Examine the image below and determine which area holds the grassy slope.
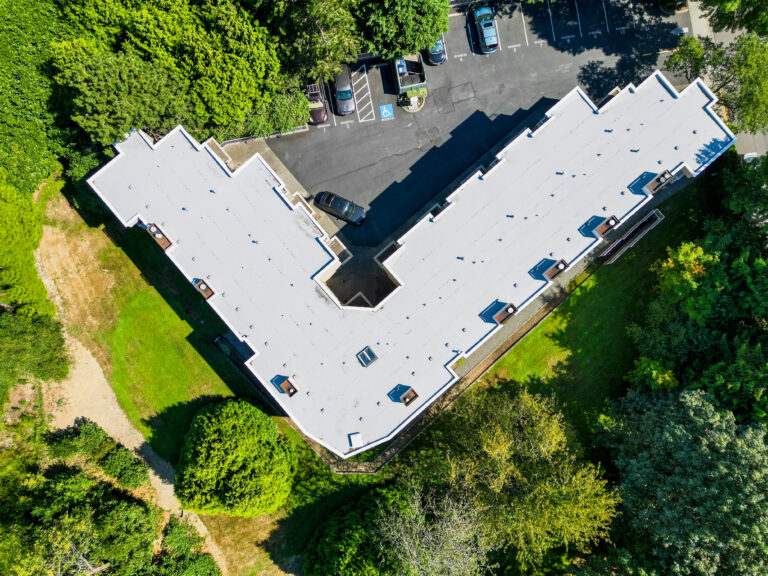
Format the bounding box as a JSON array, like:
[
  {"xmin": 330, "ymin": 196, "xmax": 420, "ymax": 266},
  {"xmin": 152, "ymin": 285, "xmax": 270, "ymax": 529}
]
[{"xmin": 481, "ymin": 182, "xmax": 710, "ymax": 440}]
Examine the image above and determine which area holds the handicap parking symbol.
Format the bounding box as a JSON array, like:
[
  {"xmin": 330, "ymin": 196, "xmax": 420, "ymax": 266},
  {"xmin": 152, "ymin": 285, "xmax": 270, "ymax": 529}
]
[{"xmin": 379, "ymin": 104, "xmax": 394, "ymax": 121}]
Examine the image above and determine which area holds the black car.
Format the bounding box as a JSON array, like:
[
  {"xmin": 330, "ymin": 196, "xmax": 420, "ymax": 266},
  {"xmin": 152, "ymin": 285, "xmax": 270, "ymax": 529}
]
[
  {"xmin": 314, "ymin": 191, "xmax": 366, "ymax": 225},
  {"xmin": 428, "ymin": 36, "xmax": 447, "ymax": 65}
]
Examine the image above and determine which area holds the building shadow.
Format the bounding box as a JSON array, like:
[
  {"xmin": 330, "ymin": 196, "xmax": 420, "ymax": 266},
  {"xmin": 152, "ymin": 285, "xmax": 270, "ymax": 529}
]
[{"xmin": 325, "ymin": 100, "xmax": 557, "ymax": 305}]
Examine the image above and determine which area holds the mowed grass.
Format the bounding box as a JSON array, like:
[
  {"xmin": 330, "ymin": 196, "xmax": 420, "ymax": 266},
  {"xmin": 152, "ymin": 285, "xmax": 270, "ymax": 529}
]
[
  {"xmin": 482, "ymin": 182, "xmax": 712, "ymax": 439},
  {"xmin": 110, "ymin": 288, "xmax": 234, "ymax": 461}
]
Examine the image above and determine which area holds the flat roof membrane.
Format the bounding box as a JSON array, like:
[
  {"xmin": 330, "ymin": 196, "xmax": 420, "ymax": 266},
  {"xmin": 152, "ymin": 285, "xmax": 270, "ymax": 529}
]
[{"xmin": 89, "ymin": 72, "xmax": 735, "ymax": 458}]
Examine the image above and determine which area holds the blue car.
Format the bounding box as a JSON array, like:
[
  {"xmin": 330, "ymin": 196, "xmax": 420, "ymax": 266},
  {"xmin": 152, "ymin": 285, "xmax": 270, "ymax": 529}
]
[{"xmin": 473, "ymin": 7, "xmax": 499, "ymax": 54}]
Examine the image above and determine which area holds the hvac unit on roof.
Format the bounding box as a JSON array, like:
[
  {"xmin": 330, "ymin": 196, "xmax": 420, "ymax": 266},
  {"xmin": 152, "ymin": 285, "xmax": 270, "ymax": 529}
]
[
  {"xmin": 279, "ymin": 378, "xmax": 298, "ymax": 397},
  {"xmin": 493, "ymin": 303, "xmax": 518, "ymax": 324},
  {"xmin": 145, "ymin": 223, "xmax": 171, "ymax": 250},
  {"xmin": 545, "ymin": 259, "xmax": 569, "ymax": 281},
  {"xmin": 400, "ymin": 388, "xmax": 418, "ymax": 406},
  {"xmin": 193, "ymin": 278, "xmax": 215, "ymax": 300},
  {"xmin": 646, "ymin": 170, "xmax": 673, "ymax": 194},
  {"xmin": 595, "ymin": 215, "xmax": 620, "ymax": 238}
]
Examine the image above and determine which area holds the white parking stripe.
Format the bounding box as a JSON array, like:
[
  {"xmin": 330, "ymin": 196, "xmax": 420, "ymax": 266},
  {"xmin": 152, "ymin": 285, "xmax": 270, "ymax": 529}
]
[
  {"xmin": 601, "ymin": 0, "xmax": 610, "ymax": 32},
  {"xmin": 573, "ymin": 0, "xmax": 583, "ymax": 37},
  {"xmin": 353, "ymin": 65, "xmax": 375, "ymax": 123},
  {"xmin": 546, "ymin": 0, "xmax": 557, "ymax": 41},
  {"xmin": 519, "ymin": 2, "xmax": 529, "ymax": 46}
]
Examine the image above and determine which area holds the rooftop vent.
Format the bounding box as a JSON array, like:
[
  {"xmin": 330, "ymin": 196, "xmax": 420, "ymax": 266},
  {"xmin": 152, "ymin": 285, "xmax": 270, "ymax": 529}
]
[
  {"xmin": 400, "ymin": 387, "xmax": 418, "ymax": 406},
  {"xmin": 356, "ymin": 346, "xmax": 378, "ymax": 367},
  {"xmin": 545, "ymin": 259, "xmax": 569, "ymax": 281},
  {"xmin": 595, "ymin": 215, "xmax": 620, "ymax": 238},
  {"xmin": 493, "ymin": 303, "xmax": 518, "ymax": 324},
  {"xmin": 349, "ymin": 432, "xmax": 364, "ymax": 449},
  {"xmin": 146, "ymin": 223, "xmax": 171, "ymax": 250},
  {"xmin": 646, "ymin": 170, "xmax": 673, "ymax": 194},
  {"xmin": 279, "ymin": 378, "xmax": 297, "ymax": 397},
  {"xmin": 193, "ymin": 279, "xmax": 214, "ymax": 300}
]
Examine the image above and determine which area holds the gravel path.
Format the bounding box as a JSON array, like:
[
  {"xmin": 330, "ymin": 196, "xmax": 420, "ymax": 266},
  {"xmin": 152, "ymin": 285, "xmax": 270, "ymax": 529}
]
[{"xmin": 36, "ymin": 228, "xmax": 229, "ymax": 574}]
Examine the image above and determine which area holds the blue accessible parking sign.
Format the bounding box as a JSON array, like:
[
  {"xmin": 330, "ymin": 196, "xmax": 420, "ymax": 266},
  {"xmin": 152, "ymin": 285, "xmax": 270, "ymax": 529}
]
[{"xmin": 379, "ymin": 104, "xmax": 394, "ymax": 120}]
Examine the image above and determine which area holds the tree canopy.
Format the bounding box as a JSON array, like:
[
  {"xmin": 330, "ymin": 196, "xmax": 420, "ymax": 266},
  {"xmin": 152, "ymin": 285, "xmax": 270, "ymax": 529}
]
[
  {"xmin": 406, "ymin": 389, "xmax": 619, "ymax": 567},
  {"xmin": 356, "ymin": 0, "xmax": 450, "ymax": 59},
  {"xmin": 665, "ymin": 34, "xmax": 768, "ymax": 133},
  {"xmin": 174, "ymin": 399, "xmax": 296, "ymax": 517},
  {"xmin": 601, "ymin": 390, "xmax": 768, "ymax": 576},
  {"xmin": 696, "ymin": 0, "xmax": 768, "ymax": 36}
]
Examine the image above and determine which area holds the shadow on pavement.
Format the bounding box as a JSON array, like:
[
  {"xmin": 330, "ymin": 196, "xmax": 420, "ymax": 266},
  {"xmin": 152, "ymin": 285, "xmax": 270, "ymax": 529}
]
[{"xmin": 325, "ymin": 98, "xmax": 558, "ymax": 306}]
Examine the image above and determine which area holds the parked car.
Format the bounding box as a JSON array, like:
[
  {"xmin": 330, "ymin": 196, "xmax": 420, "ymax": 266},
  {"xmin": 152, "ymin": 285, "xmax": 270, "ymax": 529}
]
[
  {"xmin": 306, "ymin": 83, "xmax": 327, "ymax": 125},
  {"xmin": 314, "ymin": 191, "xmax": 366, "ymax": 225},
  {"xmin": 428, "ymin": 36, "xmax": 447, "ymax": 65},
  {"xmin": 333, "ymin": 64, "xmax": 356, "ymax": 116},
  {"xmin": 473, "ymin": 7, "xmax": 499, "ymax": 54}
]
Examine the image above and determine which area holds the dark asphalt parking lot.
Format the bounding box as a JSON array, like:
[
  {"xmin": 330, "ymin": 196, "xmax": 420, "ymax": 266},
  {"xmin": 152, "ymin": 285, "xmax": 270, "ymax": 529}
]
[{"xmin": 267, "ymin": 1, "xmax": 692, "ymax": 251}]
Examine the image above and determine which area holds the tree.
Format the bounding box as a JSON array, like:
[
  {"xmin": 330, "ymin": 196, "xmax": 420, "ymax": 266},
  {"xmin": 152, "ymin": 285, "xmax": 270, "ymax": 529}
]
[
  {"xmin": 303, "ymin": 486, "xmax": 401, "ymax": 576},
  {"xmin": 264, "ymin": 0, "xmax": 360, "ymax": 80},
  {"xmin": 174, "ymin": 400, "xmax": 296, "ymax": 517},
  {"xmin": 356, "ymin": 0, "xmax": 449, "ymax": 59},
  {"xmin": 155, "ymin": 516, "xmax": 222, "ymax": 576},
  {"xmin": 0, "ymin": 172, "xmax": 56, "ymax": 317},
  {"xmin": 0, "ymin": 0, "xmax": 64, "ymax": 195},
  {"xmin": 665, "ymin": 34, "xmax": 768, "ymax": 133},
  {"xmin": 54, "ymin": 49, "xmax": 192, "ymax": 147},
  {"xmin": 1, "ymin": 467, "xmax": 161, "ymax": 576},
  {"xmin": 418, "ymin": 389, "xmax": 618, "ymax": 567},
  {"xmin": 722, "ymin": 153, "xmax": 768, "ymax": 221},
  {"xmin": 602, "ymin": 389, "xmax": 768, "ymax": 575},
  {"xmin": 376, "ymin": 483, "xmax": 493, "ymax": 576},
  {"xmin": 696, "ymin": 0, "xmax": 768, "ymax": 36}
]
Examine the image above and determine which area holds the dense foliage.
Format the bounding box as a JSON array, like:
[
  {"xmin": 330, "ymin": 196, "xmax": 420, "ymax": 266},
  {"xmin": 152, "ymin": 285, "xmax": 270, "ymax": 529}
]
[
  {"xmin": 401, "ymin": 389, "xmax": 618, "ymax": 568},
  {"xmin": 0, "ymin": 0, "xmax": 63, "ymax": 195},
  {"xmin": 0, "ymin": 466, "xmax": 160, "ymax": 576},
  {"xmin": 48, "ymin": 418, "xmax": 150, "ymax": 489},
  {"xmin": 665, "ymin": 34, "xmax": 768, "ymax": 133},
  {"xmin": 628, "ymin": 153, "xmax": 768, "ymax": 421},
  {"xmin": 696, "ymin": 0, "xmax": 768, "ymax": 36},
  {"xmin": 597, "ymin": 390, "xmax": 768, "ymax": 576},
  {"xmin": 356, "ymin": 0, "xmax": 450, "ymax": 59},
  {"xmin": 0, "ymin": 170, "xmax": 67, "ymax": 403},
  {"xmin": 174, "ymin": 399, "xmax": 296, "ymax": 517},
  {"xmin": 154, "ymin": 516, "xmax": 223, "ymax": 576},
  {"xmin": 304, "ymin": 485, "xmax": 399, "ymax": 576}
]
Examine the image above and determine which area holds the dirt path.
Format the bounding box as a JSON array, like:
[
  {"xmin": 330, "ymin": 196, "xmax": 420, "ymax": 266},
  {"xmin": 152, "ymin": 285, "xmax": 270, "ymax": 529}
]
[{"xmin": 35, "ymin": 223, "xmax": 229, "ymax": 574}]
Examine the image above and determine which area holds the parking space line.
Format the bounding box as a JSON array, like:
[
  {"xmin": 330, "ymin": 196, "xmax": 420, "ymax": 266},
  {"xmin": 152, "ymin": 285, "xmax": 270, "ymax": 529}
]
[
  {"xmin": 324, "ymin": 83, "xmax": 337, "ymax": 127},
  {"xmin": 628, "ymin": 0, "xmax": 637, "ymax": 27},
  {"xmin": 519, "ymin": 3, "xmax": 529, "ymax": 46},
  {"xmin": 573, "ymin": 0, "xmax": 583, "ymax": 37},
  {"xmin": 546, "ymin": 0, "xmax": 557, "ymax": 41},
  {"xmin": 352, "ymin": 65, "xmax": 375, "ymax": 123},
  {"xmin": 601, "ymin": 0, "xmax": 610, "ymax": 32},
  {"xmin": 497, "ymin": 21, "xmax": 503, "ymax": 51}
]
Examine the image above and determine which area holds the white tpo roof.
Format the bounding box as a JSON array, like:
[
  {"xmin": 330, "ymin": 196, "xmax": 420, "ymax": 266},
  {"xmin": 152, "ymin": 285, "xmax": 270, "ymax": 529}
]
[{"xmin": 88, "ymin": 71, "xmax": 735, "ymax": 458}]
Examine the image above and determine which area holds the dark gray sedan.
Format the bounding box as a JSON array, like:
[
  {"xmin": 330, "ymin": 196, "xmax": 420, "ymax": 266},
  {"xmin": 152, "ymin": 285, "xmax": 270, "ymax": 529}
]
[{"xmin": 314, "ymin": 191, "xmax": 366, "ymax": 225}]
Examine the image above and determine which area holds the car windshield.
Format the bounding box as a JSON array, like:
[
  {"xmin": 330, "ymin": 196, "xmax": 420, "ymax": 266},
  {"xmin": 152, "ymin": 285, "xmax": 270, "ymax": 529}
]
[
  {"xmin": 329, "ymin": 196, "xmax": 354, "ymax": 216},
  {"xmin": 430, "ymin": 39, "xmax": 443, "ymax": 54},
  {"xmin": 337, "ymin": 89, "xmax": 353, "ymax": 100},
  {"xmin": 309, "ymin": 99, "xmax": 324, "ymax": 108}
]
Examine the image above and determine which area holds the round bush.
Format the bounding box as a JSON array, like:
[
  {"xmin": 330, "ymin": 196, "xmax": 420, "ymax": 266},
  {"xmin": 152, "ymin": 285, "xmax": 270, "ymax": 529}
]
[{"xmin": 174, "ymin": 400, "xmax": 296, "ymax": 517}]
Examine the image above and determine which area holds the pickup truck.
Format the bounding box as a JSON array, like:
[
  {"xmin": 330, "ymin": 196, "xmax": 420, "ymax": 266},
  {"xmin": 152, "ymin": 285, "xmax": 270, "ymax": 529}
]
[{"xmin": 392, "ymin": 53, "xmax": 427, "ymax": 97}]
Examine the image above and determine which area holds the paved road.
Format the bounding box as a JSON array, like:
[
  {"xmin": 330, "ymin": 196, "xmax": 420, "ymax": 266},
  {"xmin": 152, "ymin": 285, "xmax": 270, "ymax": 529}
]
[{"xmin": 269, "ymin": 0, "xmax": 691, "ymax": 249}]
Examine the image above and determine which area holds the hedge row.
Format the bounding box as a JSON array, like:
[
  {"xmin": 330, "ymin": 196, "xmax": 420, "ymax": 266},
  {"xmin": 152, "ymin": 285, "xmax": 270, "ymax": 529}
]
[{"xmin": 48, "ymin": 418, "xmax": 150, "ymax": 489}]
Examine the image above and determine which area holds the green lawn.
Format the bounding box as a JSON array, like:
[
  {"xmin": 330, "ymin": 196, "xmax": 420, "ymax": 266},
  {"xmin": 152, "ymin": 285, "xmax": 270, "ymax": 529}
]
[{"xmin": 481, "ymin": 183, "xmax": 710, "ymax": 439}]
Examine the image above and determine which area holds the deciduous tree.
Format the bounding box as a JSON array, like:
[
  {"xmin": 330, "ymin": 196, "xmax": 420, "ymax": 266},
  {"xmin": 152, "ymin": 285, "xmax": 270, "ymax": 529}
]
[
  {"xmin": 356, "ymin": 0, "xmax": 450, "ymax": 59},
  {"xmin": 665, "ymin": 34, "xmax": 768, "ymax": 133}
]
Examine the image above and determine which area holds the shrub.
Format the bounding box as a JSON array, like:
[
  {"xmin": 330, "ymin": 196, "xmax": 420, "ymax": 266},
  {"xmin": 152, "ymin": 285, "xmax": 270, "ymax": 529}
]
[
  {"xmin": 100, "ymin": 445, "xmax": 150, "ymax": 489},
  {"xmin": 155, "ymin": 516, "xmax": 223, "ymax": 576},
  {"xmin": 174, "ymin": 399, "xmax": 296, "ymax": 517},
  {"xmin": 47, "ymin": 418, "xmax": 150, "ymax": 488}
]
